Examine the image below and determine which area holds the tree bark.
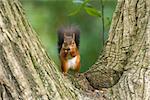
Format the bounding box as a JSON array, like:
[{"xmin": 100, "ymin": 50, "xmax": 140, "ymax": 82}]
[
  {"xmin": 0, "ymin": 0, "xmax": 150, "ymax": 100},
  {"xmin": 85, "ymin": 0, "xmax": 150, "ymax": 99},
  {"xmin": 0, "ymin": 0, "xmax": 82, "ymax": 99}
]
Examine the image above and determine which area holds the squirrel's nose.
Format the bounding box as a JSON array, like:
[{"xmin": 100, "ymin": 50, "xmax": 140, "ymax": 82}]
[{"xmin": 67, "ymin": 48, "xmax": 70, "ymax": 51}]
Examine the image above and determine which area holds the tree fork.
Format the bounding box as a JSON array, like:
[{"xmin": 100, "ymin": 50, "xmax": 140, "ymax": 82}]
[{"xmin": 0, "ymin": 0, "xmax": 150, "ymax": 100}]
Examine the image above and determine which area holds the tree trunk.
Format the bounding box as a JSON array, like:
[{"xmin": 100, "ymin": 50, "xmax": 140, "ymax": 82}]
[
  {"xmin": 0, "ymin": 0, "xmax": 81, "ymax": 99},
  {"xmin": 0, "ymin": 0, "xmax": 150, "ymax": 100},
  {"xmin": 85, "ymin": 0, "xmax": 150, "ymax": 99}
]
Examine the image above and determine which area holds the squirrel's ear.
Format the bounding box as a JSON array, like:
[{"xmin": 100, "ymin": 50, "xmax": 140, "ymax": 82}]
[{"xmin": 72, "ymin": 33, "xmax": 75, "ymax": 40}]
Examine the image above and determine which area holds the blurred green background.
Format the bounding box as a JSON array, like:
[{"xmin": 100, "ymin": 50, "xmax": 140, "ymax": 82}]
[{"xmin": 21, "ymin": 0, "xmax": 116, "ymax": 72}]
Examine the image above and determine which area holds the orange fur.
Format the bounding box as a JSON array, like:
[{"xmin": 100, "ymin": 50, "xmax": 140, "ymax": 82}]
[{"xmin": 59, "ymin": 39, "xmax": 80, "ymax": 75}]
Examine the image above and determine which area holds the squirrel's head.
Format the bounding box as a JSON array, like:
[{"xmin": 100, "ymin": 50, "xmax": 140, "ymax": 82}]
[
  {"xmin": 57, "ymin": 25, "xmax": 80, "ymax": 54},
  {"xmin": 62, "ymin": 33, "xmax": 77, "ymax": 54}
]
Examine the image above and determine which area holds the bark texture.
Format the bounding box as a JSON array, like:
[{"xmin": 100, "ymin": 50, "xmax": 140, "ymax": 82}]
[
  {"xmin": 0, "ymin": 0, "xmax": 83, "ymax": 99},
  {"xmin": 0, "ymin": 0, "xmax": 150, "ymax": 100},
  {"xmin": 85, "ymin": 0, "xmax": 150, "ymax": 99}
]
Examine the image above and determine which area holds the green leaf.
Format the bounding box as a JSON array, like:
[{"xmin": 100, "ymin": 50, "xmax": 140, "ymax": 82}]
[
  {"xmin": 84, "ymin": 7, "xmax": 101, "ymax": 17},
  {"xmin": 68, "ymin": 0, "xmax": 90, "ymax": 16},
  {"xmin": 68, "ymin": 7, "xmax": 81, "ymax": 16}
]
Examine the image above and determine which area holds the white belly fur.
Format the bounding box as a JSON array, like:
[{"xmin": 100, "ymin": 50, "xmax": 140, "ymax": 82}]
[{"xmin": 68, "ymin": 56, "xmax": 77, "ymax": 69}]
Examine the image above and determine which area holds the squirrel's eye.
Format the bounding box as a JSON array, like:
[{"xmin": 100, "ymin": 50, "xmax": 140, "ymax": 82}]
[{"xmin": 72, "ymin": 42, "xmax": 75, "ymax": 45}]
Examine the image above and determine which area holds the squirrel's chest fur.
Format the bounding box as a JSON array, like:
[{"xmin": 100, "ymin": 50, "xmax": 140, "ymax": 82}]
[{"xmin": 67, "ymin": 56, "xmax": 77, "ymax": 69}]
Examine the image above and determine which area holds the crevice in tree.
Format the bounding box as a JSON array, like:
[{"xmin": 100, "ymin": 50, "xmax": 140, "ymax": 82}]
[
  {"xmin": 0, "ymin": 84, "xmax": 3, "ymax": 100},
  {"xmin": 3, "ymin": 84, "xmax": 13, "ymax": 100}
]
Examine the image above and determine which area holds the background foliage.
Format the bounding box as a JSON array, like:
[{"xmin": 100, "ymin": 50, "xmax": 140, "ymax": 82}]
[{"xmin": 21, "ymin": 0, "xmax": 116, "ymax": 72}]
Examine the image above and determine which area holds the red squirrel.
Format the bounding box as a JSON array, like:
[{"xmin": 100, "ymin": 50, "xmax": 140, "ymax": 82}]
[{"xmin": 57, "ymin": 26, "xmax": 80, "ymax": 75}]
